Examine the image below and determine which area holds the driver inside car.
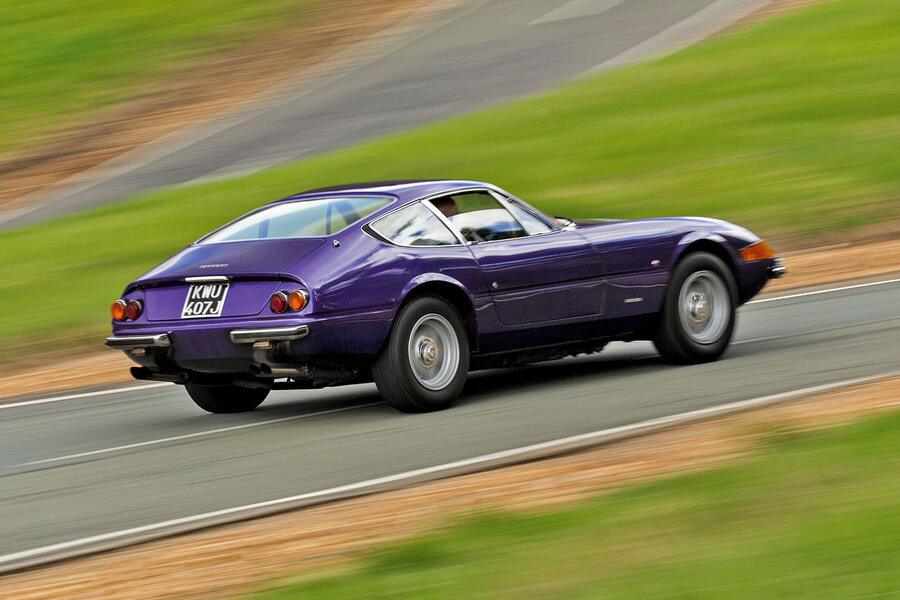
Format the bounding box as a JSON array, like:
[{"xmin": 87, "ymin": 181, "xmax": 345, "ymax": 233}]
[{"xmin": 431, "ymin": 196, "xmax": 459, "ymax": 218}]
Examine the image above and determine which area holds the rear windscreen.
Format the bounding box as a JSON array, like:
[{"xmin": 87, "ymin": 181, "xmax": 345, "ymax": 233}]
[{"xmin": 198, "ymin": 196, "xmax": 392, "ymax": 244}]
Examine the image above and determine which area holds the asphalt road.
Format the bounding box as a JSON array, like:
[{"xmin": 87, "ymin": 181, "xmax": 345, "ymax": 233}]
[
  {"xmin": 0, "ymin": 280, "xmax": 898, "ymax": 564},
  {"xmin": 2, "ymin": 0, "xmax": 769, "ymax": 229}
]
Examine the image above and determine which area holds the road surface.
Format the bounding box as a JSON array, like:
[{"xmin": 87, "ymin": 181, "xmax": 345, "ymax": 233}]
[{"xmin": 0, "ymin": 279, "xmax": 897, "ymax": 567}]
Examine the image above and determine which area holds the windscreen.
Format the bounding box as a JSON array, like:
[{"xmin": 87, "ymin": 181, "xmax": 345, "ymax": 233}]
[{"xmin": 198, "ymin": 196, "xmax": 391, "ymax": 244}]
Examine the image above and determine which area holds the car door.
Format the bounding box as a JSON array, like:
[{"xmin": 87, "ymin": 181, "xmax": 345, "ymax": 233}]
[{"xmin": 428, "ymin": 190, "xmax": 603, "ymax": 325}]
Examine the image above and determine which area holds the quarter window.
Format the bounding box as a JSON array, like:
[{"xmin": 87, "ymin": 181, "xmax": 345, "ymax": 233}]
[
  {"xmin": 429, "ymin": 191, "xmax": 526, "ymax": 243},
  {"xmin": 506, "ymin": 200, "xmax": 556, "ymax": 235},
  {"xmin": 370, "ymin": 202, "xmax": 459, "ymax": 246}
]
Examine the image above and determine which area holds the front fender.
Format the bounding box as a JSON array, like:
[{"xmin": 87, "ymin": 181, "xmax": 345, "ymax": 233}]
[
  {"xmin": 670, "ymin": 230, "xmax": 771, "ymax": 305},
  {"xmin": 671, "ymin": 231, "xmax": 734, "ymax": 266}
]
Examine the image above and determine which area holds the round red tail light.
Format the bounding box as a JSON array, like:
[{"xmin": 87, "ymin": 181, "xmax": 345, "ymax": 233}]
[
  {"xmin": 288, "ymin": 289, "xmax": 309, "ymax": 311},
  {"xmin": 125, "ymin": 299, "xmax": 143, "ymax": 321},
  {"xmin": 111, "ymin": 300, "xmax": 127, "ymax": 321},
  {"xmin": 270, "ymin": 292, "xmax": 288, "ymax": 313}
]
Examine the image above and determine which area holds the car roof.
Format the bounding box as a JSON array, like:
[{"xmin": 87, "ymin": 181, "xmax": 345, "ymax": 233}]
[{"xmin": 272, "ymin": 179, "xmax": 498, "ymax": 204}]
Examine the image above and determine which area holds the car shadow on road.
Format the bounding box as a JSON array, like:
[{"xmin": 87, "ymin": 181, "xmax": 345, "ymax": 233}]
[
  {"xmin": 171, "ymin": 339, "xmax": 761, "ymax": 422},
  {"xmin": 238, "ymin": 345, "xmax": 677, "ymax": 416},
  {"xmin": 457, "ymin": 346, "xmax": 669, "ymax": 407}
]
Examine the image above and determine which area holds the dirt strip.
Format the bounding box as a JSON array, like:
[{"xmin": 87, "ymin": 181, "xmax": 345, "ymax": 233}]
[
  {"xmin": 738, "ymin": 0, "xmax": 833, "ymax": 25},
  {"xmin": 2, "ymin": 376, "xmax": 897, "ymax": 600},
  {"xmin": 1, "ymin": 237, "xmax": 897, "ymax": 402},
  {"xmin": 0, "ymin": 0, "xmax": 446, "ymax": 210},
  {"xmin": 764, "ymin": 237, "xmax": 900, "ymax": 293}
]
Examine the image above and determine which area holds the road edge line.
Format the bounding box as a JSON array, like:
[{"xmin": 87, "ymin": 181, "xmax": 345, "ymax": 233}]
[
  {"xmin": 748, "ymin": 277, "xmax": 900, "ymax": 304},
  {"xmin": 0, "ymin": 383, "xmax": 170, "ymax": 410},
  {"xmin": 581, "ymin": 0, "xmax": 774, "ymax": 76}
]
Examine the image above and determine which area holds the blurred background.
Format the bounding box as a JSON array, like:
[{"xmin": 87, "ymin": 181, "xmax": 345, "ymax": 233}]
[
  {"xmin": 0, "ymin": 0, "xmax": 898, "ymax": 598},
  {"xmin": 0, "ymin": 0, "xmax": 897, "ymax": 360}
]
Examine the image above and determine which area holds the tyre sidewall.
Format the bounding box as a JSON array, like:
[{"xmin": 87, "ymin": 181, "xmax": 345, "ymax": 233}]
[
  {"xmin": 659, "ymin": 252, "xmax": 737, "ymax": 362},
  {"xmin": 379, "ymin": 296, "xmax": 470, "ymax": 411}
]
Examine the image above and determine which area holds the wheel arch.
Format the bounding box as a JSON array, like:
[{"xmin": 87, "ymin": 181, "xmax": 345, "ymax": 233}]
[
  {"xmin": 654, "ymin": 233, "xmax": 741, "ymax": 364},
  {"xmin": 671, "ymin": 233, "xmax": 739, "ymax": 285},
  {"xmin": 397, "ymin": 275, "xmax": 478, "ymax": 352}
]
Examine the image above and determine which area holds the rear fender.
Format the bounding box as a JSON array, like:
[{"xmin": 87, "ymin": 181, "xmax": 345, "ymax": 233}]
[
  {"xmin": 398, "ymin": 274, "xmax": 479, "ymax": 351},
  {"xmin": 399, "ymin": 274, "xmax": 475, "ymax": 307}
]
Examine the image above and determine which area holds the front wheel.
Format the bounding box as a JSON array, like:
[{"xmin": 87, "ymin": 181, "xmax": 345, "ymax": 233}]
[
  {"xmin": 653, "ymin": 252, "xmax": 737, "ymax": 364},
  {"xmin": 372, "ymin": 296, "xmax": 469, "ymax": 412},
  {"xmin": 185, "ymin": 383, "xmax": 269, "ymax": 414}
]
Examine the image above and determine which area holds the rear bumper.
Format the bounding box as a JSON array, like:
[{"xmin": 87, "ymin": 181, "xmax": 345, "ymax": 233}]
[
  {"xmin": 229, "ymin": 325, "xmax": 309, "ymax": 344},
  {"xmin": 106, "ymin": 325, "xmax": 310, "ymax": 349},
  {"xmin": 108, "ymin": 309, "xmax": 393, "ymax": 374}
]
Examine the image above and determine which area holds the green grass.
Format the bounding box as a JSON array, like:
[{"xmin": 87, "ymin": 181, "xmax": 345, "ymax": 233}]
[
  {"xmin": 245, "ymin": 410, "xmax": 900, "ymax": 599},
  {"xmin": 1, "ymin": 0, "xmax": 898, "ymax": 358},
  {"xmin": 0, "ymin": 0, "xmax": 319, "ymax": 153}
]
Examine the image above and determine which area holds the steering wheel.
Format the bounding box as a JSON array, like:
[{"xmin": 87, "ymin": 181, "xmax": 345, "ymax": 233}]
[{"xmin": 460, "ymin": 227, "xmax": 485, "ymax": 243}]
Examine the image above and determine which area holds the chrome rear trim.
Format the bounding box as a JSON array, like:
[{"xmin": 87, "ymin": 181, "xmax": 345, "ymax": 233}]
[
  {"xmin": 184, "ymin": 275, "xmax": 231, "ymax": 283},
  {"xmin": 230, "ymin": 325, "xmax": 309, "ymax": 344},
  {"xmin": 106, "ymin": 333, "xmax": 171, "ymax": 349}
]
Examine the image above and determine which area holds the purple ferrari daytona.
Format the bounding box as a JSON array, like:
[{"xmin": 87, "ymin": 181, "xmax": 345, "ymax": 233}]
[{"xmin": 107, "ymin": 180, "xmax": 785, "ymax": 413}]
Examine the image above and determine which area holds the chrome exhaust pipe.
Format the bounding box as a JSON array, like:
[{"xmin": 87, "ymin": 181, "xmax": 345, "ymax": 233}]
[{"xmin": 254, "ymin": 363, "xmax": 310, "ymax": 378}]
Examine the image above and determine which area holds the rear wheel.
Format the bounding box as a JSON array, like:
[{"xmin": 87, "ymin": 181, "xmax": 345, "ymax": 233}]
[
  {"xmin": 372, "ymin": 296, "xmax": 469, "ymax": 412},
  {"xmin": 185, "ymin": 383, "xmax": 269, "ymax": 413},
  {"xmin": 653, "ymin": 252, "xmax": 737, "ymax": 364}
]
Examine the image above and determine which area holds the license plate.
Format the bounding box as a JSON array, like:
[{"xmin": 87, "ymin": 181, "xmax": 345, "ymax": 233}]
[{"xmin": 181, "ymin": 283, "xmax": 230, "ymax": 319}]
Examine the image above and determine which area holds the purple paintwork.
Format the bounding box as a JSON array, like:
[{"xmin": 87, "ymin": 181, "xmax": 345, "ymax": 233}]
[{"xmin": 108, "ymin": 180, "xmax": 779, "ymax": 387}]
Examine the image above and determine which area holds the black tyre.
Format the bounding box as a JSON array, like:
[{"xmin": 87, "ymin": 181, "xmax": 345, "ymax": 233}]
[
  {"xmin": 185, "ymin": 383, "xmax": 269, "ymax": 414},
  {"xmin": 653, "ymin": 251, "xmax": 737, "ymax": 364},
  {"xmin": 372, "ymin": 296, "xmax": 470, "ymax": 412}
]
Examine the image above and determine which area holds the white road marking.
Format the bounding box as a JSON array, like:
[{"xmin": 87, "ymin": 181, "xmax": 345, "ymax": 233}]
[
  {"xmin": 582, "ymin": 0, "xmax": 773, "ymax": 76},
  {"xmin": 1, "ymin": 370, "xmax": 896, "ymax": 569},
  {"xmin": 531, "ymin": 0, "xmax": 627, "ymax": 25},
  {"xmin": 0, "ymin": 383, "xmax": 170, "ymax": 411},
  {"xmin": 18, "ymin": 402, "xmax": 382, "ymax": 467},
  {"xmin": 749, "ymin": 277, "xmax": 900, "ymax": 304}
]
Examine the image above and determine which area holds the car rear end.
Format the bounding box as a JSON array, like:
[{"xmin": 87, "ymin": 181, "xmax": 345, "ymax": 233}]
[{"xmin": 106, "ymin": 237, "xmax": 391, "ymax": 389}]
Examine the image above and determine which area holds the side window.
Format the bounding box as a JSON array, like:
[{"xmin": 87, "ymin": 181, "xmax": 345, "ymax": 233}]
[
  {"xmin": 506, "ymin": 200, "xmax": 555, "ymax": 235},
  {"xmin": 370, "ymin": 202, "xmax": 459, "ymax": 246},
  {"xmin": 429, "ymin": 191, "xmax": 526, "ymax": 243}
]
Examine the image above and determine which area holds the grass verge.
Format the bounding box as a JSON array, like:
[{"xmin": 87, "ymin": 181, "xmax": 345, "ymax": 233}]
[
  {"xmin": 1, "ymin": 0, "xmax": 321, "ymax": 154},
  {"xmin": 0, "ymin": 0, "xmax": 897, "ymax": 358},
  {"xmin": 245, "ymin": 408, "xmax": 900, "ymax": 599}
]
